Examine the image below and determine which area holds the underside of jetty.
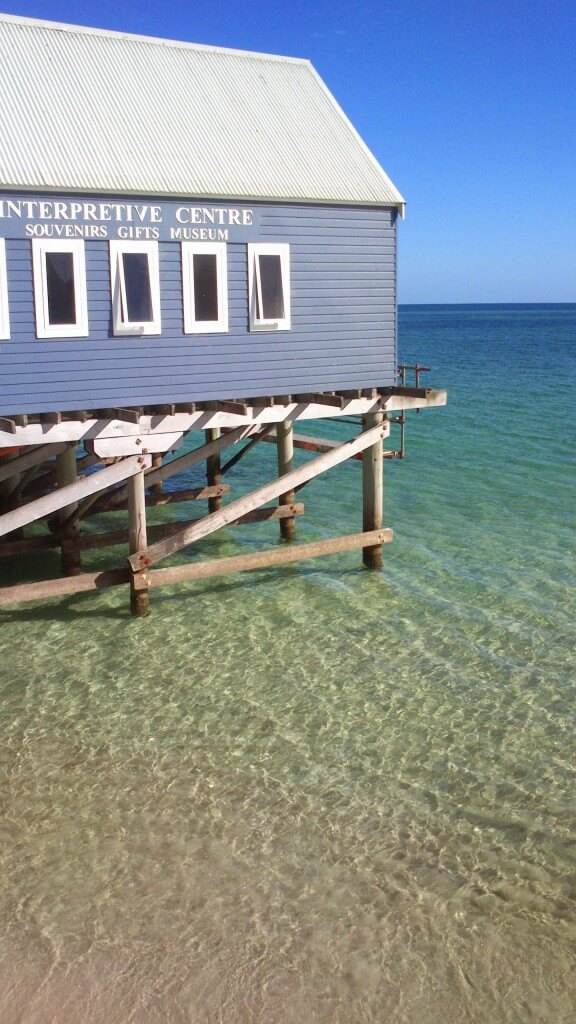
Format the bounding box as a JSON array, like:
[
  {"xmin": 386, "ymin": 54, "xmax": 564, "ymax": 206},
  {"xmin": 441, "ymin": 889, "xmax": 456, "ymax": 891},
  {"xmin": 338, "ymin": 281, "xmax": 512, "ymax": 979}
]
[{"xmin": 0, "ymin": 381, "xmax": 446, "ymax": 615}]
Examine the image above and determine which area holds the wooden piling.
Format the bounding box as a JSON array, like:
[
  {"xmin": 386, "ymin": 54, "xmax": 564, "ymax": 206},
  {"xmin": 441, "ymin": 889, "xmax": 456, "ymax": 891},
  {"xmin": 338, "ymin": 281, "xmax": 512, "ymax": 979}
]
[
  {"xmin": 362, "ymin": 412, "xmax": 384, "ymax": 569},
  {"xmin": 150, "ymin": 453, "xmax": 163, "ymax": 496},
  {"xmin": 128, "ymin": 469, "xmax": 149, "ymax": 616},
  {"xmin": 56, "ymin": 445, "xmax": 81, "ymax": 575},
  {"xmin": 276, "ymin": 420, "xmax": 296, "ymax": 541},
  {"xmin": 205, "ymin": 428, "xmax": 222, "ymax": 513}
]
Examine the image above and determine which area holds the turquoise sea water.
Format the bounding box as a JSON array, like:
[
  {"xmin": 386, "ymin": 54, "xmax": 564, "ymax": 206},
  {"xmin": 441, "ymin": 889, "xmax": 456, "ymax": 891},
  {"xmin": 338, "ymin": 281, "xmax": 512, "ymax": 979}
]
[{"xmin": 0, "ymin": 304, "xmax": 575, "ymax": 1023}]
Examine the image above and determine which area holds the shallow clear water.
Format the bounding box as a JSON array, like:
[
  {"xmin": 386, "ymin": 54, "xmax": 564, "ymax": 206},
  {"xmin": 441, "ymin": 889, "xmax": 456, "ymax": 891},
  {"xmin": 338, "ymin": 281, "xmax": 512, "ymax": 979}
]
[{"xmin": 1, "ymin": 304, "xmax": 575, "ymax": 1023}]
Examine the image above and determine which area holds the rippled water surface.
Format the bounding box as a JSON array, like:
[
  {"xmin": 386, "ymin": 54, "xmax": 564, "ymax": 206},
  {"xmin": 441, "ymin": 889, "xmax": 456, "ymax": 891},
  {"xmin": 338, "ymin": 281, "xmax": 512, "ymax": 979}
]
[{"xmin": 1, "ymin": 305, "xmax": 575, "ymax": 1023}]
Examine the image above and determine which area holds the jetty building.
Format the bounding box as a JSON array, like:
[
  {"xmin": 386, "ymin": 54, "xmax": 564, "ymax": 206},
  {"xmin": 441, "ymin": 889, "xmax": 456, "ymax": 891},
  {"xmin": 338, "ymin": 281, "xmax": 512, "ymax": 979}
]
[{"xmin": 0, "ymin": 14, "xmax": 446, "ymax": 614}]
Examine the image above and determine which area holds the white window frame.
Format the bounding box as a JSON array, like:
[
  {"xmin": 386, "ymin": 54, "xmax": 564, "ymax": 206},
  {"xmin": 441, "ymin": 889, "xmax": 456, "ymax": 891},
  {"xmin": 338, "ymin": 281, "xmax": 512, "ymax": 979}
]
[
  {"xmin": 0, "ymin": 239, "xmax": 9, "ymax": 341},
  {"xmin": 32, "ymin": 238, "xmax": 88, "ymax": 339},
  {"xmin": 110, "ymin": 240, "xmax": 161, "ymax": 336},
  {"xmin": 181, "ymin": 242, "xmax": 228, "ymax": 334},
  {"xmin": 248, "ymin": 243, "xmax": 291, "ymax": 332}
]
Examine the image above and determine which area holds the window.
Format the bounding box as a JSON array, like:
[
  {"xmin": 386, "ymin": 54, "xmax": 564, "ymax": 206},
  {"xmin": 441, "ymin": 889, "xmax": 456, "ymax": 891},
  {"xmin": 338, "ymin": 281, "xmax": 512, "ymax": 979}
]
[
  {"xmin": 248, "ymin": 243, "xmax": 290, "ymax": 331},
  {"xmin": 110, "ymin": 240, "xmax": 161, "ymax": 336},
  {"xmin": 32, "ymin": 239, "xmax": 88, "ymax": 338},
  {"xmin": 182, "ymin": 243, "xmax": 228, "ymax": 333},
  {"xmin": 0, "ymin": 239, "xmax": 9, "ymax": 340}
]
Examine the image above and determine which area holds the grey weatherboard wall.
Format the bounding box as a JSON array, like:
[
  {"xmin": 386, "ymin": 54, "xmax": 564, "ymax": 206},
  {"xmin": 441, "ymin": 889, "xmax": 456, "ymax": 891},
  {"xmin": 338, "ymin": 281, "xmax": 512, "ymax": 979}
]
[{"xmin": 0, "ymin": 195, "xmax": 398, "ymax": 415}]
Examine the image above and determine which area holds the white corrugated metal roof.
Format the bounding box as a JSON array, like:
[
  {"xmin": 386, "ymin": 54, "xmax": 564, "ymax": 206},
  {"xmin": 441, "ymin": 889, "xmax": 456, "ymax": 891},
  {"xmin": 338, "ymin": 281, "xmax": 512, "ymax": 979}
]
[{"xmin": 0, "ymin": 14, "xmax": 405, "ymax": 210}]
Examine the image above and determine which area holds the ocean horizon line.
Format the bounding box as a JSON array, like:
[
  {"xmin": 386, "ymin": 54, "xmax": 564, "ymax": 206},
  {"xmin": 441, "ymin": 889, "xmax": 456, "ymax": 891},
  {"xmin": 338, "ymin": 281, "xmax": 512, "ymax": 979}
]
[{"xmin": 399, "ymin": 300, "xmax": 575, "ymax": 308}]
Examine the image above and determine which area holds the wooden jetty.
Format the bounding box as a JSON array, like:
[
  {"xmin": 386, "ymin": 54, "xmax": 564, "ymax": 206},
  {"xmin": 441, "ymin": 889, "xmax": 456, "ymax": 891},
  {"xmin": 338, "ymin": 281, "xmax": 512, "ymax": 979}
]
[{"xmin": 0, "ymin": 16, "xmax": 446, "ymax": 614}]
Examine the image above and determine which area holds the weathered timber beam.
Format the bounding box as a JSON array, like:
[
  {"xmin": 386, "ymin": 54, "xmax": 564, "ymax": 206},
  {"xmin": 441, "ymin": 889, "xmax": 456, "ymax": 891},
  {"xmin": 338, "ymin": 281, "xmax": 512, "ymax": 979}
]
[
  {"xmin": 152, "ymin": 404, "xmax": 176, "ymax": 416},
  {"xmin": 83, "ymin": 484, "xmax": 230, "ymax": 518},
  {"xmin": 86, "ymin": 433, "xmax": 184, "ymax": 457},
  {"xmin": 294, "ymin": 393, "xmax": 346, "ymax": 408},
  {"xmin": 260, "ymin": 430, "xmax": 397, "ymax": 461},
  {"xmin": 336, "ymin": 390, "xmax": 363, "ymax": 400},
  {"xmin": 113, "ymin": 408, "xmax": 142, "ymax": 424},
  {"xmin": 0, "ymin": 534, "xmax": 61, "ymax": 556},
  {"xmin": 53, "ymin": 479, "xmax": 229, "ymax": 533},
  {"xmin": 0, "ymin": 392, "xmax": 448, "ymax": 448},
  {"xmin": 380, "ymin": 386, "xmax": 430, "ymax": 399},
  {"xmin": 247, "ymin": 396, "xmax": 275, "ymax": 407},
  {"xmin": 129, "ymin": 420, "xmax": 388, "ymax": 571},
  {"xmin": 0, "ymin": 502, "xmax": 303, "ymax": 558},
  {"xmin": 362, "ymin": 412, "xmax": 384, "ymax": 569},
  {"xmin": 82, "ymin": 503, "xmax": 303, "ymax": 549},
  {"xmin": 0, "ymin": 528, "xmax": 391, "ymax": 608},
  {"xmin": 55, "ymin": 445, "xmax": 82, "ymax": 575},
  {"xmin": 0, "ymin": 454, "xmax": 151, "ymax": 537},
  {"xmin": 380, "ymin": 389, "xmax": 447, "ymax": 411},
  {"xmin": 0, "ymin": 443, "xmax": 72, "ymax": 485},
  {"xmin": 40, "ymin": 412, "xmax": 62, "ymax": 425},
  {"xmin": 0, "ymin": 418, "xmax": 17, "ymax": 434},
  {"xmin": 276, "ymin": 420, "xmax": 296, "ymax": 541},
  {"xmin": 217, "ymin": 400, "xmax": 250, "ymax": 416},
  {"xmin": 128, "ymin": 467, "xmax": 149, "ymax": 616},
  {"xmin": 0, "ymin": 568, "xmax": 130, "ymax": 606},
  {"xmin": 147, "ymin": 529, "xmax": 392, "ymax": 587},
  {"xmin": 87, "ymin": 503, "xmax": 303, "ymax": 549}
]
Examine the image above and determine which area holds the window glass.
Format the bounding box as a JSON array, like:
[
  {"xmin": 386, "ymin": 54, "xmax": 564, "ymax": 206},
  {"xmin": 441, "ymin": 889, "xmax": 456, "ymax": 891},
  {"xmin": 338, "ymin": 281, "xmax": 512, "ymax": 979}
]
[
  {"xmin": 46, "ymin": 251, "xmax": 76, "ymax": 325},
  {"xmin": 32, "ymin": 239, "xmax": 88, "ymax": 339},
  {"xmin": 182, "ymin": 243, "xmax": 227, "ymax": 334},
  {"xmin": 122, "ymin": 252, "xmax": 153, "ymax": 322},
  {"xmin": 258, "ymin": 254, "xmax": 285, "ymax": 320},
  {"xmin": 248, "ymin": 244, "xmax": 290, "ymax": 331},
  {"xmin": 193, "ymin": 253, "xmax": 219, "ymax": 321},
  {"xmin": 110, "ymin": 241, "xmax": 161, "ymax": 336}
]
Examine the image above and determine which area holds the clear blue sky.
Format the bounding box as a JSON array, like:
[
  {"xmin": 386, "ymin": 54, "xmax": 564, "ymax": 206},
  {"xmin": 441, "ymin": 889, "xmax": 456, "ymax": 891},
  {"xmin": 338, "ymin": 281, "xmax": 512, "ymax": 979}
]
[{"xmin": 3, "ymin": 0, "xmax": 575, "ymax": 302}]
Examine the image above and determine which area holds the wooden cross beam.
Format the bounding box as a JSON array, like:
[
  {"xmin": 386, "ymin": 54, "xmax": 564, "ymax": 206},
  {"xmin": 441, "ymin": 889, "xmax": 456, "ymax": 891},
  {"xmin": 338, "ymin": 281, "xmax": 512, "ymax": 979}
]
[
  {"xmin": 259, "ymin": 430, "xmax": 397, "ymax": 461},
  {"xmin": 247, "ymin": 396, "xmax": 275, "ymax": 407},
  {"xmin": 82, "ymin": 484, "xmax": 230, "ymax": 519},
  {"xmin": 0, "ymin": 529, "xmax": 391, "ymax": 608},
  {"xmin": 380, "ymin": 386, "xmax": 431, "ymax": 400},
  {"xmin": 129, "ymin": 420, "xmax": 387, "ymax": 572},
  {"xmin": 217, "ymin": 400, "xmax": 250, "ymax": 416},
  {"xmin": 0, "ymin": 454, "xmax": 152, "ymax": 537},
  {"xmin": 113, "ymin": 408, "xmax": 142, "ymax": 424},
  {"xmin": 0, "ymin": 501, "xmax": 302, "ymax": 558},
  {"xmin": 294, "ymin": 393, "xmax": 346, "ymax": 408}
]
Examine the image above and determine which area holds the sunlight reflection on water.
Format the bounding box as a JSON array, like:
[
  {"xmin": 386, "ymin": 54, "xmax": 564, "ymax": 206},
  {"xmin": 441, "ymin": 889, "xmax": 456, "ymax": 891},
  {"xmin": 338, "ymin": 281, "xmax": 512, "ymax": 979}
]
[{"xmin": 0, "ymin": 306, "xmax": 575, "ymax": 1023}]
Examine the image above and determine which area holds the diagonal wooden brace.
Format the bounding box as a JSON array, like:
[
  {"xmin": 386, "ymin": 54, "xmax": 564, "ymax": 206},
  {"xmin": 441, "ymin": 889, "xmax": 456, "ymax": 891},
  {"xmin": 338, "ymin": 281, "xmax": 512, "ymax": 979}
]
[{"xmin": 0, "ymin": 454, "xmax": 152, "ymax": 537}]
